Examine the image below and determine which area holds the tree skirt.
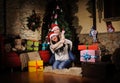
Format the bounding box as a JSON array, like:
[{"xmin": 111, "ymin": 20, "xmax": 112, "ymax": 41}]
[{"xmin": 43, "ymin": 66, "xmax": 82, "ymax": 76}]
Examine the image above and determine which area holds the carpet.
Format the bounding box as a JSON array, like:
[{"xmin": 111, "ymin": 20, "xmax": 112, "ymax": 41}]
[{"xmin": 43, "ymin": 66, "xmax": 82, "ymax": 76}]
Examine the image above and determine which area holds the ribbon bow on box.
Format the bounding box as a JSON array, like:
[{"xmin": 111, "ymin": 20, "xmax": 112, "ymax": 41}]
[{"xmin": 81, "ymin": 51, "xmax": 97, "ymax": 62}]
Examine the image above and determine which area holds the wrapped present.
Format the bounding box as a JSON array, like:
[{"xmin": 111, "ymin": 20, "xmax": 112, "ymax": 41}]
[
  {"xmin": 39, "ymin": 50, "xmax": 50, "ymax": 63},
  {"xmin": 80, "ymin": 50, "xmax": 100, "ymax": 62},
  {"xmin": 33, "ymin": 47, "xmax": 39, "ymax": 51},
  {"xmin": 88, "ymin": 44, "xmax": 99, "ymax": 50},
  {"xmin": 26, "ymin": 40, "xmax": 39, "ymax": 51},
  {"xmin": 26, "ymin": 46, "xmax": 33, "ymax": 51},
  {"xmin": 78, "ymin": 45, "xmax": 88, "ymax": 50},
  {"xmin": 78, "ymin": 44, "xmax": 99, "ymax": 50},
  {"xmin": 27, "ymin": 40, "xmax": 34, "ymax": 46},
  {"xmin": 34, "ymin": 41, "xmax": 39, "ymax": 47},
  {"xmin": 42, "ymin": 42, "xmax": 49, "ymax": 50},
  {"xmin": 26, "ymin": 46, "xmax": 39, "ymax": 51},
  {"xmin": 28, "ymin": 60, "xmax": 43, "ymax": 72}
]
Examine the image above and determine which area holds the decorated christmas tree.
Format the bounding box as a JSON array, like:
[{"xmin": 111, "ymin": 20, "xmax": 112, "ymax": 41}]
[
  {"xmin": 51, "ymin": 4, "xmax": 72, "ymax": 39},
  {"xmin": 42, "ymin": 0, "xmax": 72, "ymax": 42}
]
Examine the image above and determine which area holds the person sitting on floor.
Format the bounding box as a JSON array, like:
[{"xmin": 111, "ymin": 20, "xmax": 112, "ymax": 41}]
[{"xmin": 48, "ymin": 31, "xmax": 73, "ymax": 69}]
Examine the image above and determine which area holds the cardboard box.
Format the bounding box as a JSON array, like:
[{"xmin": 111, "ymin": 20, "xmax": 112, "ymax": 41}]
[
  {"xmin": 28, "ymin": 60, "xmax": 43, "ymax": 72},
  {"xmin": 80, "ymin": 50, "xmax": 100, "ymax": 62},
  {"xmin": 27, "ymin": 51, "xmax": 41, "ymax": 61}
]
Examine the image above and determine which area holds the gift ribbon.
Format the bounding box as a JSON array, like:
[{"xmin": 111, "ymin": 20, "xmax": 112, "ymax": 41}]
[{"xmin": 81, "ymin": 50, "xmax": 97, "ymax": 62}]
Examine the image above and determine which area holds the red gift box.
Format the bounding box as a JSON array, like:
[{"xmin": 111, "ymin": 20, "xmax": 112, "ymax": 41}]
[
  {"xmin": 78, "ymin": 44, "xmax": 99, "ymax": 50},
  {"xmin": 39, "ymin": 50, "xmax": 50, "ymax": 63}
]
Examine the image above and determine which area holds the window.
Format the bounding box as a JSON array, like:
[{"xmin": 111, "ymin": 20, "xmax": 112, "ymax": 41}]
[{"xmin": 104, "ymin": 0, "xmax": 120, "ymax": 21}]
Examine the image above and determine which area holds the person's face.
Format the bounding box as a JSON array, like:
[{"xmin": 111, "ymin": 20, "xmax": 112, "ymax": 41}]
[
  {"xmin": 51, "ymin": 35, "xmax": 58, "ymax": 42},
  {"xmin": 54, "ymin": 27, "xmax": 60, "ymax": 34}
]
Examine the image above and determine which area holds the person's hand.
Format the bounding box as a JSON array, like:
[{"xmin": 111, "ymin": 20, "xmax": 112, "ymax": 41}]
[{"xmin": 62, "ymin": 30, "xmax": 65, "ymax": 34}]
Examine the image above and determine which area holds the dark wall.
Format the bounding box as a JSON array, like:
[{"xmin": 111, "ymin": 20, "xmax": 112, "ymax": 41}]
[
  {"xmin": 104, "ymin": 0, "xmax": 120, "ymax": 19},
  {"xmin": 0, "ymin": 0, "xmax": 4, "ymax": 34}
]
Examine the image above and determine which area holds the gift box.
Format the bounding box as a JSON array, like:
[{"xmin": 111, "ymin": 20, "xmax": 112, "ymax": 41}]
[
  {"xmin": 80, "ymin": 50, "xmax": 100, "ymax": 62},
  {"xmin": 26, "ymin": 46, "xmax": 39, "ymax": 51},
  {"xmin": 39, "ymin": 51, "xmax": 50, "ymax": 63},
  {"xmin": 26, "ymin": 46, "xmax": 33, "ymax": 51},
  {"xmin": 88, "ymin": 44, "xmax": 98, "ymax": 50},
  {"xmin": 27, "ymin": 40, "xmax": 34, "ymax": 46},
  {"xmin": 26, "ymin": 40, "xmax": 39, "ymax": 51},
  {"xmin": 34, "ymin": 41, "xmax": 39, "ymax": 47},
  {"xmin": 33, "ymin": 47, "xmax": 39, "ymax": 51},
  {"xmin": 78, "ymin": 44, "xmax": 99, "ymax": 50},
  {"xmin": 28, "ymin": 60, "xmax": 43, "ymax": 72}
]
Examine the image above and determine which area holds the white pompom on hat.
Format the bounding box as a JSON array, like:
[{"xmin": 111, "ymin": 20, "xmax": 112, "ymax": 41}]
[{"xmin": 51, "ymin": 23, "xmax": 59, "ymax": 31}]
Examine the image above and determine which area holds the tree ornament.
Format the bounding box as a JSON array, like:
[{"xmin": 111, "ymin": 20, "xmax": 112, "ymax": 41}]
[{"xmin": 56, "ymin": 5, "xmax": 60, "ymax": 9}]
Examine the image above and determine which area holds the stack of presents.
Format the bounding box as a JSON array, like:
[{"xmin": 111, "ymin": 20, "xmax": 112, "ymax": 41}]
[
  {"xmin": 26, "ymin": 40, "xmax": 40, "ymax": 51},
  {"xmin": 21, "ymin": 40, "xmax": 50, "ymax": 72},
  {"xmin": 25, "ymin": 51, "xmax": 43, "ymax": 72},
  {"xmin": 19, "ymin": 27, "xmax": 45, "ymax": 72},
  {"xmin": 78, "ymin": 44, "xmax": 101, "ymax": 63},
  {"xmin": 78, "ymin": 44, "xmax": 111, "ymax": 79},
  {"xmin": 1, "ymin": 38, "xmax": 50, "ymax": 72}
]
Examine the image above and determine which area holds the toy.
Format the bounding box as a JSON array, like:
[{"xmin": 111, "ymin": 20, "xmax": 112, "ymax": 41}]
[
  {"xmin": 89, "ymin": 27, "xmax": 98, "ymax": 43},
  {"xmin": 12, "ymin": 36, "xmax": 26, "ymax": 52}
]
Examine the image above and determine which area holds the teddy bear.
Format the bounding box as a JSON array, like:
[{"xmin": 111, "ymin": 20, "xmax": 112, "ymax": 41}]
[{"xmin": 12, "ymin": 36, "xmax": 26, "ymax": 52}]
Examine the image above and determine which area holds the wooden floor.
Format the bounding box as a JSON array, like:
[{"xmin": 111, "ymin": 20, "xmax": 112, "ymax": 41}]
[
  {"xmin": 0, "ymin": 62, "xmax": 119, "ymax": 83},
  {"xmin": 0, "ymin": 71, "xmax": 119, "ymax": 83}
]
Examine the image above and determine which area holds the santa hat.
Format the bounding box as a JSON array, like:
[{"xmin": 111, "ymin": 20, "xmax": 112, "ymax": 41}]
[
  {"xmin": 51, "ymin": 23, "xmax": 59, "ymax": 31},
  {"xmin": 47, "ymin": 31, "xmax": 58, "ymax": 41}
]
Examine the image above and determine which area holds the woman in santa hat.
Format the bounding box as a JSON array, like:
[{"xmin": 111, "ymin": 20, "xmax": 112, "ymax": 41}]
[{"xmin": 48, "ymin": 31, "xmax": 72, "ymax": 69}]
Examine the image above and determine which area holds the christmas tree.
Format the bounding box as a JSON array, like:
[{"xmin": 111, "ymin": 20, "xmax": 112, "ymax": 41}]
[
  {"xmin": 52, "ymin": 4, "xmax": 72, "ymax": 39},
  {"xmin": 42, "ymin": 0, "xmax": 72, "ymax": 42},
  {"xmin": 27, "ymin": 10, "xmax": 41, "ymax": 31}
]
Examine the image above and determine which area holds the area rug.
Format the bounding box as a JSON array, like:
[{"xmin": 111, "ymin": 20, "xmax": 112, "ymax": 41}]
[{"xmin": 43, "ymin": 66, "xmax": 82, "ymax": 76}]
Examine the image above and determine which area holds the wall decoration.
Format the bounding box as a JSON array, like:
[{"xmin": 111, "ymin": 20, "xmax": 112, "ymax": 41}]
[
  {"xmin": 27, "ymin": 10, "xmax": 42, "ymax": 31},
  {"xmin": 106, "ymin": 21, "xmax": 115, "ymax": 33}
]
